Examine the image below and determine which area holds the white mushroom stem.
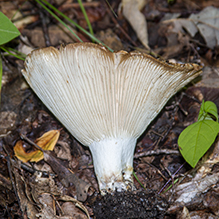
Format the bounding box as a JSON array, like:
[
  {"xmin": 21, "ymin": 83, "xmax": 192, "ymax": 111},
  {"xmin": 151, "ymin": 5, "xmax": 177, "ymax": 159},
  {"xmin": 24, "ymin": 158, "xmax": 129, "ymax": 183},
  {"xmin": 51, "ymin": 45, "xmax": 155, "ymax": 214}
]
[
  {"xmin": 22, "ymin": 43, "xmax": 202, "ymax": 194},
  {"xmin": 89, "ymin": 137, "xmax": 137, "ymax": 192}
]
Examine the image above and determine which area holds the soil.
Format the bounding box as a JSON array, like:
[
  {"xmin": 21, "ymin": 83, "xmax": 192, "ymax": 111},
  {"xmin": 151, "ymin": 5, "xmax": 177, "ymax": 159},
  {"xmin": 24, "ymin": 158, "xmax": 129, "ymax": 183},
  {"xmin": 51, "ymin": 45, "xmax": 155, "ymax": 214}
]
[{"xmin": 91, "ymin": 190, "xmax": 169, "ymax": 219}]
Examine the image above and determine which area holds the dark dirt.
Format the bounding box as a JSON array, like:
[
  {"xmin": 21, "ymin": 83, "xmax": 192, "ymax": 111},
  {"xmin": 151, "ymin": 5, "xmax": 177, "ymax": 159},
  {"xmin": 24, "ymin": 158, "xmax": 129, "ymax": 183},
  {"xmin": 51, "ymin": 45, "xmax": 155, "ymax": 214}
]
[{"xmin": 91, "ymin": 190, "xmax": 169, "ymax": 219}]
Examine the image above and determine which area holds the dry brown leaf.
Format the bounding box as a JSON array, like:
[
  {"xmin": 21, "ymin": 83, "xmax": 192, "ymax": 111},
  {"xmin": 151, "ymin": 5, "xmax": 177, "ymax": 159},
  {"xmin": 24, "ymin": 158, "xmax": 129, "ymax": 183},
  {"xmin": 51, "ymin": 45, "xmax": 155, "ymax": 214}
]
[
  {"xmin": 36, "ymin": 194, "xmax": 89, "ymax": 218},
  {"xmin": 13, "ymin": 167, "xmax": 38, "ymax": 219},
  {"xmin": 36, "ymin": 193, "xmax": 57, "ymax": 219},
  {"xmin": 42, "ymin": 151, "xmax": 91, "ymax": 201},
  {"xmin": 122, "ymin": 0, "xmax": 149, "ymax": 49},
  {"xmin": 178, "ymin": 206, "xmax": 191, "ymax": 219},
  {"xmin": 60, "ymin": 195, "xmax": 90, "ymax": 219},
  {"xmin": 61, "ymin": 202, "xmax": 87, "ymax": 219},
  {"xmin": 54, "ymin": 141, "xmax": 72, "ymax": 161},
  {"xmin": 14, "ymin": 130, "xmax": 60, "ymax": 162},
  {"xmin": 162, "ymin": 6, "xmax": 219, "ymax": 49}
]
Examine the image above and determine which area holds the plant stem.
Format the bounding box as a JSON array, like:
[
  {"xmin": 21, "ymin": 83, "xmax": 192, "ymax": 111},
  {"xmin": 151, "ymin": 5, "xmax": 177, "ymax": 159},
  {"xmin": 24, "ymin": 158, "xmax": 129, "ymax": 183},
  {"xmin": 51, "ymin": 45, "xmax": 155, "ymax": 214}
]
[
  {"xmin": 77, "ymin": 0, "xmax": 94, "ymax": 41},
  {"xmin": 37, "ymin": 0, "xmax": 114, "ymax": 52},
  {"xmin": 35, "ymin": 0, "xmax": 83, "ymax": 42},
  {"xmin": 0, "ymin": 46, "xmax": 25, "ymax": 60}
]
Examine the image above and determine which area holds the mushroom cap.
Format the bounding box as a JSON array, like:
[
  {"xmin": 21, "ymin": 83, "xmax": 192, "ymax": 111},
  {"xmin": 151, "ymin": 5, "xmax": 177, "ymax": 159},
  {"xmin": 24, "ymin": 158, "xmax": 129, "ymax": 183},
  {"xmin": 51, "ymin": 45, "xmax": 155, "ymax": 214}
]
[{"xmin": 22, "ymin": 43, "xmax": 202, "ymax": 146}]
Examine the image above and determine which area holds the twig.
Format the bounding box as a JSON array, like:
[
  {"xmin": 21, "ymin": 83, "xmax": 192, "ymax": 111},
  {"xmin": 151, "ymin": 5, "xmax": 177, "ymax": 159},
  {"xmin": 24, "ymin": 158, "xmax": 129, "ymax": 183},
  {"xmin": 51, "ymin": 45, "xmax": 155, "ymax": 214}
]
[
  {"xmin": 3, "ymin": 146, "xmax": 23, "ymax": 217},
  {"xmin": 134, "ymin": 149, "xmax": 180, "ymax": 159},
  {"xmin": 39, "ymin": 11, "xmax": 51, "ymax": 46},
  {"xmin": 158, "ymin": 162, "xmax": 185, "ymax": 194},
  {"xmin": 60, "ymin": 2, "xmax": 100, "ymax": 9},
  {"xmin": 20, "ymin": 134, "xmax": 44, "ymax": 152},
  {"xmin": 105, "ymin": 2, "xmax": 138, "ymax": 47}
]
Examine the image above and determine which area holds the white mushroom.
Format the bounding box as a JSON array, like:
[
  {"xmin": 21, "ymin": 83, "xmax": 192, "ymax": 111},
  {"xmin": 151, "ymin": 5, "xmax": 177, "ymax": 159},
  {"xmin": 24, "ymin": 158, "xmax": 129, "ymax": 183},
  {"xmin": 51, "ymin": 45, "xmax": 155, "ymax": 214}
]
[{"xmin": 22, "ymin": 43, "xmax": 202, "ymax": 193}]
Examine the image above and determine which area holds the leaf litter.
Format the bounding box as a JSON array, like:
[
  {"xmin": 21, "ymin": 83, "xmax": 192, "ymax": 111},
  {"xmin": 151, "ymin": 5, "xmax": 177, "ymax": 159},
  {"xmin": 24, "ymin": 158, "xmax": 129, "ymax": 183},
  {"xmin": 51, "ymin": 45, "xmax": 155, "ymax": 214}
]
[
  {"xmin": 1, "ymin": 0, "xmax": 219, "ymax": 218},
  {"xmin": 14, "ymin": 130, "xmax": 60, "ymax": 162},
  {"xmin": 162, "ymin": 6, "xmax": 219, "ymax": 49}
]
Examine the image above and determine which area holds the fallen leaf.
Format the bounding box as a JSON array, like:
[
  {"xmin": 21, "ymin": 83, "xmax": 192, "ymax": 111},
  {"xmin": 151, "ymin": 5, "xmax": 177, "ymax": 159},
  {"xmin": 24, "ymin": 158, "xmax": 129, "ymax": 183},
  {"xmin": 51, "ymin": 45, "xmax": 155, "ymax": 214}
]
[
  {"xmin": 54, "ymin": 141, "xmax": 72, "ymax": 161},
  {"xmin": 36, "ymin": 193, "xmax": 56, "ymax": 218},
  {"xmin": 60, "ymin": 195, "xmax": 90, "ymax": 218},
  {"xmin": 43, "ymin": 152, "xmax": 91, "ymax": 202},
  {"xmin": 15, "ymin": 129, "xmax": 90, "ymax": 201},
  {"xmin": 189, "ymin": 6, "xmax": 219, "ymax": 49},
  {"xmin": 14, "ymin": 140, "xmax": 37, "ymax": 163},
  {"xmin": 61, "ymin": 202, "xmax": 88, "ymax": 219},
  {"xmin": 37, "ymin": 193, "xmax": 89, "ymax": 218},
  {"xmin": 13, "ymin": 168, "xmax": 39, "ymax": 218},
  {"xmin": 14, "ymin": 130, "xmax": 60, "ymax": 162},
  {"xmin": 35, "ymin": 130, "xmax": 60, "ymax": 151},
  {"xmin": 122, "ymin": 0, "xmax": 149, "ymax": 49},
  {"xmin": 162, "ymin": 6, "xmax": 219, "ymax": 49},
  {"xmin": 178, "ymin": 206, "xmax": 191, "ymax": 219}
]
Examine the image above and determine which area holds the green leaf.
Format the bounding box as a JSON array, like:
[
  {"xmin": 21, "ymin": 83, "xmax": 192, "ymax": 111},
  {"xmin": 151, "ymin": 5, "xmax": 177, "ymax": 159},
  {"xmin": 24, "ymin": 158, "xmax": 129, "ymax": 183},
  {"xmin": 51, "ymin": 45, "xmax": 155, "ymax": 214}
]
[
  {"xmin": 204, "ymin": 101, "xmax": 218, "ymax": 122},
  {"xmin": 0, "ymin": 12, "xmax": 20, "ymax": 45},
  {"xmin": 198, "ymin": 100, "xmax": 218, "ymax": 122},
  {"xmin": 178, "ymin": 120, "xmax": 219, "ymax": 168}
]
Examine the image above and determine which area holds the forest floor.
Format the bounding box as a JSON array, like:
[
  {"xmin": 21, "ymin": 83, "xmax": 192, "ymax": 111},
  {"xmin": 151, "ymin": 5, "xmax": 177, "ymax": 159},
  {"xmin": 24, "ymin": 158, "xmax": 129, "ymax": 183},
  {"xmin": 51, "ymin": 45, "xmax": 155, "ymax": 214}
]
[{"xmin": 1, "ymin": 0, "xmax": 219, "ymax": 218}]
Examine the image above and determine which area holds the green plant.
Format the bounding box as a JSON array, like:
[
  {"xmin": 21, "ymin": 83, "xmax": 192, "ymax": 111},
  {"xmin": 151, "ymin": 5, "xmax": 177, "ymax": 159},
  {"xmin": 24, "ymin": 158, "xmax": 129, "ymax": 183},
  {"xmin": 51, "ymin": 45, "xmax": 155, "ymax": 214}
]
[
  {"xmin": 0, "ymin": 12, "xmax": 27, "ymax": 61},
  {"xmin": 77, "ymin": 0, "xmax": 94, "ymax": 39},
  {"xmin": 0, "ymin": 12, "xmax": 22, "ymax": 98},
  {"xmin": 178, "ymin": 100, "xmax": 219, "ymax": 168},
  {"xmin": 36, "ymin": 0, "xmax": 113, "ymax": 52},
  {"xmin": 133, "ymin": 171, "xmax": 146, "ymax": 190},
  {"xmin": 0, "ymin": 12, "xmax": 20, "ymax": 45}
]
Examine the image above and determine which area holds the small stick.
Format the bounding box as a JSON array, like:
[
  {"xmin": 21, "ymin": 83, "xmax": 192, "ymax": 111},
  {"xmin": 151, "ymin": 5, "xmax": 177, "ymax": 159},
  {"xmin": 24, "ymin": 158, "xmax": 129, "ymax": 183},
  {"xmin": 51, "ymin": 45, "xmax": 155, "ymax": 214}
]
[
  {"xmin": 134, "ymin": 149, "xmax": 180, "ymax": 159},
  {"xmin": 39, "ymin": 11, "xmax": 51, "ymax": 47},
  {"xmin": 158, "ymin": 162, "xmax": 185, "ymax": 194},
  {"xmin": 105, "ymin": 2, "xmax": 138, "ymax": 47},
  {"xmin": 3, "ymin": 145, "xmax": 22, "ymax": 216},
  {"xmin": 20, "ymin": 134, "xmax": 44, "ymax": 152}
]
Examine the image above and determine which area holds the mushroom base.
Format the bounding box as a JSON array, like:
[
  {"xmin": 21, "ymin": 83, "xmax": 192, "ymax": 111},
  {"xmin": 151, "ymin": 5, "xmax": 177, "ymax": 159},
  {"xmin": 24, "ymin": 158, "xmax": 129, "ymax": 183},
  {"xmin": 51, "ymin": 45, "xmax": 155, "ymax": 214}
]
[{"xmin": 89, "ymin": 137, "xmax": 137, "ymax": 194}]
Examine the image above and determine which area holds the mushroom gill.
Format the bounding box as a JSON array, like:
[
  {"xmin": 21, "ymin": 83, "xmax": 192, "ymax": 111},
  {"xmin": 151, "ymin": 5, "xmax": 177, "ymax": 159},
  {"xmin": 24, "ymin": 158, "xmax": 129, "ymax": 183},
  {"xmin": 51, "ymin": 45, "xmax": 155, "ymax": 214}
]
[{"xmin": 22, "ymin": 43, "xmax": 202, "ymax": 193}]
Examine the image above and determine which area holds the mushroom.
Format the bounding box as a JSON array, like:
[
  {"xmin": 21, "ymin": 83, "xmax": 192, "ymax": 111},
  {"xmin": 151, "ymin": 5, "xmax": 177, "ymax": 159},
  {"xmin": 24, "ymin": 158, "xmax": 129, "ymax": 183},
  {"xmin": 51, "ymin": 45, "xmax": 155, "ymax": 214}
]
[{"xmin": 22, "ymin": 43, "xmax": 202, "ymax": 194}]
